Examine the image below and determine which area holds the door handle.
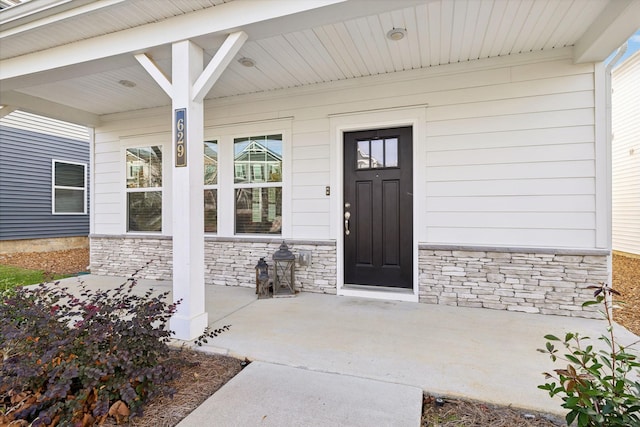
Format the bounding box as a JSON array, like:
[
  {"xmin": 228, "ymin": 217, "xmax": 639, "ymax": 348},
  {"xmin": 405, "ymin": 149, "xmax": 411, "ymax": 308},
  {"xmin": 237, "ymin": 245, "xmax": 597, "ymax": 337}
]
[{"xmin": 344, "ymin": 211, "xmax": 350, "ymax": 235}]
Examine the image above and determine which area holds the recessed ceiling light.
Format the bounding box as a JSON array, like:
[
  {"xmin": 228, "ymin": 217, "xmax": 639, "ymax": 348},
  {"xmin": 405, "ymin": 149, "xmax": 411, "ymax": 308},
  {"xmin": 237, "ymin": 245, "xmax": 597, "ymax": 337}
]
[
  {"xmin": 386, "ymin": 28, "xmax": 407, "ymax": 41},
  {"xmin": 238, "ymin": 57, "xmax": 256, "ymax": 67},
  {"xmin": 118, "ymin": 79, "xmax": 136, "ymax": 88}
]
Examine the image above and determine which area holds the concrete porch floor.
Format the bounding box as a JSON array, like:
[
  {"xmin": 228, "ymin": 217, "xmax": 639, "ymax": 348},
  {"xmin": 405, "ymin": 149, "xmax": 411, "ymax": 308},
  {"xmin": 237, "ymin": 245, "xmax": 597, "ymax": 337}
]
[{"xmin": 57, "ymin": 275, "xmax": 640, "ymax": 418}]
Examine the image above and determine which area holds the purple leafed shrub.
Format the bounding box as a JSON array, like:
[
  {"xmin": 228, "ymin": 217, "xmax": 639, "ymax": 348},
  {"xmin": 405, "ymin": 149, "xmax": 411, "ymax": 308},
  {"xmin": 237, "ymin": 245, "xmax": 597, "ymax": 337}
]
[{"xmin": 0, "ymin": 276, "xmax": 180, "ymax": 426}]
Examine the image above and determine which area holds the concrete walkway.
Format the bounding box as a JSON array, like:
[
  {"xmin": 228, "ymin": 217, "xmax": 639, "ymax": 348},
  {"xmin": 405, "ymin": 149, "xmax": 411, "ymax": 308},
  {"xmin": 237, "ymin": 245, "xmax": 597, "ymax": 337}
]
[{"xmin": 57, "ymin": 275, "xmax": 640, "ymax": 424}]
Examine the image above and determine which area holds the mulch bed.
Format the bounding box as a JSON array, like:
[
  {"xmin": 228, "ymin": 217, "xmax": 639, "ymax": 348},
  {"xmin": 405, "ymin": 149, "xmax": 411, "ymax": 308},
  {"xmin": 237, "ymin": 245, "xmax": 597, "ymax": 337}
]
[
  {"xmin": 612, "ymin": 252, "xmax": 640, "ymax": 336},
  {"xmin": 103, "ymin": 350, "xmax": 244, "ymax": 427},
  {"xmin": 2, "ymin": 249, "xmax": 639, "ymax": 426},
  {"xmin": 0, "ymin": 248, "xmax": 89, "ymax": 275}
]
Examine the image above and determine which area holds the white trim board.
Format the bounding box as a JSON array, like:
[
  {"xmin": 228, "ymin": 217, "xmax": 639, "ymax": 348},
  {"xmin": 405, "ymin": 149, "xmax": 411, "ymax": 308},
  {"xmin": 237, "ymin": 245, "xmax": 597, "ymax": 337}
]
[{"xmin": 330, "ymin": 105, "xmax": 427, "ymax": 303}]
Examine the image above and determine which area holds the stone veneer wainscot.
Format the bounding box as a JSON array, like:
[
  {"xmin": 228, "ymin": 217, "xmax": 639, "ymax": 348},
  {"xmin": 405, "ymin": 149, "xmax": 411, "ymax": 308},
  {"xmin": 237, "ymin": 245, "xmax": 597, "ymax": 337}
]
[
  {"xmin": 90, "ymin": 235, "xmax": 336, "ymax": 294},
  {"xmin": 91, "ymin": 236, "xmax": 609, "ymax": 318},
  {"xmin": 418, "ymin": 245, "xmax": 609, "ymax": 319}
]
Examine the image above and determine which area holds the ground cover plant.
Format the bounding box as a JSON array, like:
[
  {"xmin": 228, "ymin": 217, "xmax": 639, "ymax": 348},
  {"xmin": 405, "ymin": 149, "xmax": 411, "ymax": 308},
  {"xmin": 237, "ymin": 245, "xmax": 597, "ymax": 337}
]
[
  {"xmin": 0, "ymin": 273, "xmax": 228, "ymax": 427},
  {"xmin": 538, "ymin": 283, "xmax": 640, "ymax": 426}
]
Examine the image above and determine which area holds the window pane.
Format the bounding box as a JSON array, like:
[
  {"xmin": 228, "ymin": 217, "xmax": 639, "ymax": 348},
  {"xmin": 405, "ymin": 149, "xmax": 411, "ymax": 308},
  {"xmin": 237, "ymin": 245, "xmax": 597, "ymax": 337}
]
[
  {"xmin": 55, "ymin": 162, "xmax": 85, "ymax": 187},
  {"xmin": 357, "ymin": 140, "xmax": 369, "ymax": 169},
  {"xmin": 370, "ymin": 139, "xmax": 384, "ymax": 168},
  {"xmin": 126, "ymin": 146, "xmax": 162, "ymax": 188},
  {"xmin": 235, "ymin": 187, "xmax": 282, "ymax": 234},
  {"xmin": 204, "ymin": 141, "xmax": 218, "ymax": 185},
  {"xmin": 204, "ymin": 189, "xmax": 217, "ymax": 233},
  {"xmin": 55, "ymin": 189, "xmax": 84, "ymax": 213},
  {"xmin": 234, "ymin": 135, "xmax": 282, "ymax": 184},
  {"xmin": 385, "ymin": 138, "xmax": 398, "ymax": 167},
  {"xmin": 128, "ymin": 191, "xmax": 162, "ymax": 232}
]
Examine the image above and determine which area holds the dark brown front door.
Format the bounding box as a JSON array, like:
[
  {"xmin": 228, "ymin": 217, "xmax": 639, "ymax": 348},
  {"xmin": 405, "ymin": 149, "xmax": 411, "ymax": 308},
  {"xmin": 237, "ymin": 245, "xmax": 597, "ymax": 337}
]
[{"xmin": 343, "ymin": 127, "xmax": 413, "ymax": 288}]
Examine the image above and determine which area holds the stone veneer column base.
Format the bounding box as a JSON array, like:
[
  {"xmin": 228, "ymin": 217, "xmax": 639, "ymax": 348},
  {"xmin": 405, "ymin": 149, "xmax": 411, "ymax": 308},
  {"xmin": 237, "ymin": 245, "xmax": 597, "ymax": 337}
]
[
  {"xmin": 418, "ymin": 245, "xmax": 610, "ymax": 319},
  {"xmin": 90, "ymin": 235, "xmax": 337, "ymax": 294}
]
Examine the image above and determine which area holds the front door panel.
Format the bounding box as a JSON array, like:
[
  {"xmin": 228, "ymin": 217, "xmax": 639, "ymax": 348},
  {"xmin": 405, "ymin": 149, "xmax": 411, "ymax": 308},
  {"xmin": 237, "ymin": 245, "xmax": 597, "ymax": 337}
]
[{"xmin": 344, "ymin": 127, "xmax": 412, "ymax": 288}]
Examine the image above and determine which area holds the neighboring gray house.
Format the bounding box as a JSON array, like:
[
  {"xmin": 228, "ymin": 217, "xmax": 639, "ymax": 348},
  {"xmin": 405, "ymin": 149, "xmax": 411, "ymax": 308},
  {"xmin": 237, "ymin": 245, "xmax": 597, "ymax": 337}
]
[
  {"xmin": 0, "ymin": 110, "xmax": 90, "ymax": 253},
  {"xmin": 612, "ymin": 50, "xmax": 640, "ymax": 256}
]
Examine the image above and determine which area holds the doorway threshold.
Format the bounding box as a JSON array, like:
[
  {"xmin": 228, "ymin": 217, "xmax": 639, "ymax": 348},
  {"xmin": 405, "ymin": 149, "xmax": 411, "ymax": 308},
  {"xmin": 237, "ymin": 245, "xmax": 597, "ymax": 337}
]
[{"xmin": 339, "ymin": 284, "xmax": 418, "ymax": 303}]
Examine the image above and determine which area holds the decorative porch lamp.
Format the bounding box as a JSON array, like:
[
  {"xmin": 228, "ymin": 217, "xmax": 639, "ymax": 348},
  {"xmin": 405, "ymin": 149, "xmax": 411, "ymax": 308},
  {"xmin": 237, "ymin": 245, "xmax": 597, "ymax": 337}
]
[
  {"xmin": 272, "ymin": 241, "xmax": 295, "ymax": 297},
  {"xmin": 255, "ymin": 257, "xmax": 270, "ymax": 299}
]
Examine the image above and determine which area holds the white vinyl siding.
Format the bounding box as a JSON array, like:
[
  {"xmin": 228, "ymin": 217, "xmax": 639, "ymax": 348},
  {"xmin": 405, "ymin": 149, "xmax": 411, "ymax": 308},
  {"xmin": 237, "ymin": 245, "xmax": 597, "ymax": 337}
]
[
  {"xmin": 0, "ymin": 110, "xmax": 89, "ymax": 141},
  {"xmin": 612, "ymin": 51, "xmax": 640, "ymax": 255},
  {"xmin": 93, "ymin": 50, "xmax": 599, "ymax": 249}
]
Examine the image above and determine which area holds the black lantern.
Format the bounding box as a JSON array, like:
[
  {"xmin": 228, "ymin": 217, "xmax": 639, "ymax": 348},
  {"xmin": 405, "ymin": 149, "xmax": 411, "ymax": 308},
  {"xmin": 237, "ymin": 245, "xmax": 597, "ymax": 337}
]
[
  {"xmin": 272, "ymin": 241, "xmax": 295, "ymax": 297},
  {"xmin": 255, "ymin": 257, "xmax": 270, "ymax": 298}
]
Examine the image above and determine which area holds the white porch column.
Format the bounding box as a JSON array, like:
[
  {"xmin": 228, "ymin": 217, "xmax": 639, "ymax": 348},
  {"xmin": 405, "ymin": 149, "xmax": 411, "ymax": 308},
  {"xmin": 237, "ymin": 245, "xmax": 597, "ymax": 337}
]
[
  {"xmin": 136, "ymin": 33, "xmax": 247, "ymax": 340},
  {"xmin": 170, "ymin": 40, "xmax": 207, "ymax": 340}
]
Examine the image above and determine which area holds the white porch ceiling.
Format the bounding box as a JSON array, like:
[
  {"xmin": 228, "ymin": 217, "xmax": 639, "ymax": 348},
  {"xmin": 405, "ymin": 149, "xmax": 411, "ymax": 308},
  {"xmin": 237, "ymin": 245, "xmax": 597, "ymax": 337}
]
[{"xmin": 1, "ymin": 0, "xmax": 638, "ymax": 121}]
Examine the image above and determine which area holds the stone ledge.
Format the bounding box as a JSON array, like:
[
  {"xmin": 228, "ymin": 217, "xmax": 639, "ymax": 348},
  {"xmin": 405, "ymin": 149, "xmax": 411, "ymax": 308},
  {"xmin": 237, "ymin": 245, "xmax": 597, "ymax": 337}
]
[
  {"xmin": 418, "ymin": 244, "xmax": 610, "ymax": 256},
  {"xmin": 90, "ymin": 234, "xmax": 336, "ymax": 247}
]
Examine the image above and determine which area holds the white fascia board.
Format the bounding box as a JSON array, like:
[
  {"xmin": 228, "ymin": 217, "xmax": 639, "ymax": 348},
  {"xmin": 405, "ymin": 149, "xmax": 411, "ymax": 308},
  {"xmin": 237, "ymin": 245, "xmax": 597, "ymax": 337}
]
[
  {"xmin": 0, "ymin": 0, "xmax": 346, "ymax": 81},
  {"xmin": 574, "ymin": 0, "xmax": 640, "ymax": 64},
  {"xmin": 0, "ymin": 91, "xmax": 100, "ymax": 127},
  {"xmin": 192, "ymin": 31, "xmax": 248, "ymax": 103}
]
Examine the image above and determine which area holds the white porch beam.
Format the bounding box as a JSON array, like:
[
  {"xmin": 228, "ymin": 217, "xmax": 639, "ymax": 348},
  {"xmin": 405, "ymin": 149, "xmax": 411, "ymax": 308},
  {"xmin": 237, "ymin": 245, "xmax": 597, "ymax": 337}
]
[
  {"xmin": 134, "ymin": 54, "xmax": 172, "ymax": 97},
  {"xmin": 573, "ymin": 0, "xmax": 640, "ymax": 64},
  {"xmin": 0, "ymin": 0, "xmax": 345, "ymax": 81},
  {"xmin": 0, "ymin": 91, "xmax": 100, "ymax": 127},
  {"xmin": 192, "ymin": 31, "xmax": 247, "ymax": 103}
]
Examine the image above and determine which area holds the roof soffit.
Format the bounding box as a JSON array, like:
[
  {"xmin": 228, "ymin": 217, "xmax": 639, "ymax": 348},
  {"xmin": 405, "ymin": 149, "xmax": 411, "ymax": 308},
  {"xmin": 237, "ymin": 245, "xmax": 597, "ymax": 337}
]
[{"xmin": 1, "ymin": 0, "xmax": 638, "ymax": 122}]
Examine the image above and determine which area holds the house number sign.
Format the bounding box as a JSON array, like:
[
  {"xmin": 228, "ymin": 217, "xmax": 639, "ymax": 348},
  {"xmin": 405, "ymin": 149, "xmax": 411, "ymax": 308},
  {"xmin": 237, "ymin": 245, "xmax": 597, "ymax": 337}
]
[{"xmin": 175, "ymin": 108, "xmax": 187, "ymax": 167}]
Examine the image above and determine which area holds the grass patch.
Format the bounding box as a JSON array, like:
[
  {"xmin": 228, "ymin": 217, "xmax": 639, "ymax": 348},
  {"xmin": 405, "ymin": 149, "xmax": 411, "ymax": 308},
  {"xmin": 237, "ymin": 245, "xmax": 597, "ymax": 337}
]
[{"xmin": 0, "ymin": 264, "xmax": 69, "ymax": 291}]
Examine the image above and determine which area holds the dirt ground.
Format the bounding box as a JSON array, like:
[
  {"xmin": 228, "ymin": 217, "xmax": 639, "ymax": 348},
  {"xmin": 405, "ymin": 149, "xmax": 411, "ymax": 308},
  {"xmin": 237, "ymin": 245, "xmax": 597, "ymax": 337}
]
[
  {"xmin": 0, "ymin": 248, "xmax": 90, "ymax": 275},
  {"xmin": 1, "ymin": 249, "xmax": 639, "ymax": 426}
]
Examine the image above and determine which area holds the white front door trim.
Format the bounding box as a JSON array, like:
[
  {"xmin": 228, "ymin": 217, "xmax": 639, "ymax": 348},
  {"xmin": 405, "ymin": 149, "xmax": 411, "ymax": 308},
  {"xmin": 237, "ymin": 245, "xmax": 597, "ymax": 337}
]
[{"xmin": 329, "ymin": 105, "xmax": 427, "ymax": 303}]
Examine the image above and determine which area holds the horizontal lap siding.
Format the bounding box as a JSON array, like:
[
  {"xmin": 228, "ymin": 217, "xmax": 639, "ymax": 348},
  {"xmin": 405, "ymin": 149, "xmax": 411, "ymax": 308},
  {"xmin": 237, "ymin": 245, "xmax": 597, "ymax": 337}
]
[
  {"xmin": 94, "ymin": 53, "xmax": 597, "ymax": 248},
  {"xmin": 612, "ymin": 52, "xmax": 640, "ymax": 255},
  {"xmin": 0, "ymin": 121, "xmax": 90, "ymax": 240},
  {"xmin": 425, "ymin": 60, "xmax": 596, "ymax": 248}
]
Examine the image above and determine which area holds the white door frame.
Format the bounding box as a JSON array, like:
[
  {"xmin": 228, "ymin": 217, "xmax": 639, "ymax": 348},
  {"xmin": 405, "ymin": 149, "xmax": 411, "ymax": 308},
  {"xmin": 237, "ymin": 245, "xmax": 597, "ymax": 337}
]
[{"xmin": 329, "ymin": 105, "xmax": 427, "ymax": 303}]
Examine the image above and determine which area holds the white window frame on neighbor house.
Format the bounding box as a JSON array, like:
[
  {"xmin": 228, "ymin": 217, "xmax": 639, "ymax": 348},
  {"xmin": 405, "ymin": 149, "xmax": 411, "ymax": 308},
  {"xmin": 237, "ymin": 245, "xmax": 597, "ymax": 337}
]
[
  {"xmin": 51, "ymin": 159, "xmax": 87, "ymax": 215},
  {"xmin": 205, "ymin": 118, "xmax": 292, "ymax": 238}
]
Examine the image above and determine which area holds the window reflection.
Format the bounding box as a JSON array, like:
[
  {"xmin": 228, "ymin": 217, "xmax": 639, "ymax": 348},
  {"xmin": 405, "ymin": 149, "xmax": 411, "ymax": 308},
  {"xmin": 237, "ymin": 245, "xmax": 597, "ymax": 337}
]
[
  {"xmin": 355, "ymin": 137, "xmax": 399, "ymax": 169},
  {"xmin": 370, "ymin": 139, "xmax": 384, "ymax": 168},
  {"xmin": 204, "ymin": 141, "xmax": 218, "ymax": 185},
  {"xmin": 233, "ymin": 135, "xmax": 283, "ymax": 234},
  {"xmin": 385, "ymin": 138, "xmax": 398, "ymax": 167}
]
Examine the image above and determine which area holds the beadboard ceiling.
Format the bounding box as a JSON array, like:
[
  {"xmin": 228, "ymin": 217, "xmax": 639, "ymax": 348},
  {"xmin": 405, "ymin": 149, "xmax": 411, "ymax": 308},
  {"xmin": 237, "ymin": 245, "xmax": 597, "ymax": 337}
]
[{"xmin": 0, "ymin": 0, "xmax": 636, "ymax": 119}]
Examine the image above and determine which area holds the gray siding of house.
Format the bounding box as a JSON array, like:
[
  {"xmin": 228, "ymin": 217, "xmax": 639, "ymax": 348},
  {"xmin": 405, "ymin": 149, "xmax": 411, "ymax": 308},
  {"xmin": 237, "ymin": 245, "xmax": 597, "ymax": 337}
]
[{"xmin": 0, "ymin": 125, "xmax": 90, "ymax": 240}]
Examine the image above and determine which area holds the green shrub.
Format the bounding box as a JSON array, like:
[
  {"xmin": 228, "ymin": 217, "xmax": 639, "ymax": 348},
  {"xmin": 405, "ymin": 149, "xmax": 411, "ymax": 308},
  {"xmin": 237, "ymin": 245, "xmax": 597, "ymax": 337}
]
[
  {"xmin": 0, "ymin": 273, "xmax": 227, "ymax": 426},
  {"xmin": 538, "ymin": 283, "xmax": 640, "ymax": 426}
]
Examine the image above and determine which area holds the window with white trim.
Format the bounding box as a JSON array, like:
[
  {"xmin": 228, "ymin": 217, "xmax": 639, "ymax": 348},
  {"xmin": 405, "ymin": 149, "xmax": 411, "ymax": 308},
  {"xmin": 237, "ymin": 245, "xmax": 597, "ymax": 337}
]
[
  {"xmin": 52, "ymin": 160, "xmax": 87, "ymax": 214},
  {"xmin": 233, "ymin": 135, "xmax": 282, "ymax": 234},
  {"xmin": 204, "ymin": 140, "xmax": 218, "ymax": 233},
  {"xmin": 126, "ymin": 146, "xmax": 162, "ymax": 232}
]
